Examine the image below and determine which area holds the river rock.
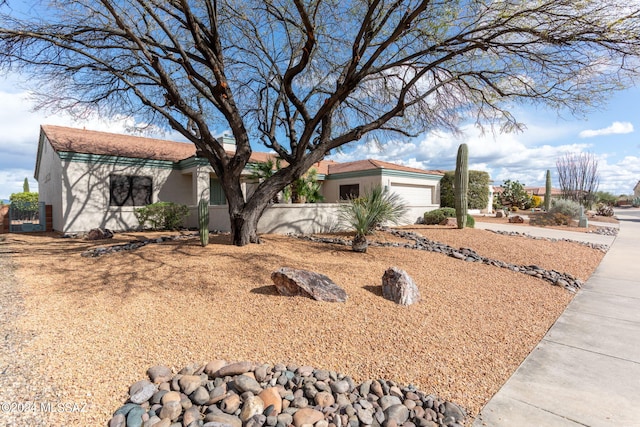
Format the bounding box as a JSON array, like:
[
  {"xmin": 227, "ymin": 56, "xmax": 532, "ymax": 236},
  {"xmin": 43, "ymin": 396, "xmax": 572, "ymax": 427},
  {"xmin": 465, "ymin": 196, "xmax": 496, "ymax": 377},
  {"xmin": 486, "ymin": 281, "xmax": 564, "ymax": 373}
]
[
  {"xmin": 235, "ymin": 374, "xmax": 263, "ymax": 395},
  {"xmin": 292, "ymin": 408, "xmax": 324, "ymax": 427},
  {"xmin": 159, "ymin": 400, "xmax": 182, "ymax": 421},
  {"xmin": 216, "ymin": 361, "xmax": 253, "ymax": 377},
  {"xmin": 179, "ymin": 375, "xmax": 203, "ymax": 395},
  {"xmin": 147, "ymin": 366, "xmax": 172, "ymax": 384},
  {"xmin": 381, "ymin": 267, "xmax": 421, "ymax": 306},
  {"xmin": 258, "ymin": 387, "xmax": 282, "ymax": 415},
  {"xmin": 204, "ymin": 413, "xmax": 243, "ymax": 427},
  {"xmin": 129, "ymin": 380, "xmax": 157, "ymax": 404},
  {"xmin": 385, "ymin": 404, "xmax": 409, "ymax": 424},
  {"xmin": 240, "ymin": 395, "xmax": 264, "ymax": 422},
  {"xmin": 271, "ymin": 268, "xmax": 348, "ymax": 302}
]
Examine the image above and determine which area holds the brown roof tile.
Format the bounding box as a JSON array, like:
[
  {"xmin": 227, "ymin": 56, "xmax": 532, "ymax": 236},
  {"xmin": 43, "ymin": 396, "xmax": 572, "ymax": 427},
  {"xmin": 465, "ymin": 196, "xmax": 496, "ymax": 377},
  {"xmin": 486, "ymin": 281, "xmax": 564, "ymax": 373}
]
[
  {"xmin": 327, "ymin": 159, "xmax": 442, "ymax": 176},
  {"xmin": 41, "ymin": 125, "xmax": 439, "ymax": 177},
  {"xmin": 41, "ymin": 125, "xmax": 196, "ymax": 162}
]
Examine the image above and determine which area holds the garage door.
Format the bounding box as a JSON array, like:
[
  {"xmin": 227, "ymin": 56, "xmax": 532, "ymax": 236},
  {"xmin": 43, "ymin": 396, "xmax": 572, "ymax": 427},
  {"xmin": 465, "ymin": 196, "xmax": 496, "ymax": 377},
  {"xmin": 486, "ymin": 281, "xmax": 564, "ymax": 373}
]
[{"xmin": 389, "ymin": 183, "xmax": 432, "ymax": 206}]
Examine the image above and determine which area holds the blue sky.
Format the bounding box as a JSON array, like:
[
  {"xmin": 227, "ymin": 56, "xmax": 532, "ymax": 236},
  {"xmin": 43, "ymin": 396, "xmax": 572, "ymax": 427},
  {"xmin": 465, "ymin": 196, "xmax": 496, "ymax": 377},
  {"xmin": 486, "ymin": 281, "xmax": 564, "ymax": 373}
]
[{"xmin": 0, "ymin": 72, "xmax": 638, "ymax": 201}]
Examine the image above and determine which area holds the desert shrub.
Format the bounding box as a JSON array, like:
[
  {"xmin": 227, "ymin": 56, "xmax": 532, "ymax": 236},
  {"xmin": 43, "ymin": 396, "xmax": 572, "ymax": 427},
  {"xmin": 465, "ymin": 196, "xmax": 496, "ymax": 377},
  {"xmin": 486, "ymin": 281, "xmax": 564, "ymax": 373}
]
[
  {"xmin": 339, "ymin": 185, "xmax": 407, "ymax": 236},
  {"xmin": 596, "ymin": 203, "xmax": 614, "ymax": 217},
  {"xmin": 135, "ymin": 202, "xmax": 190, "ymax": 230},
  {"xmin": 9, "ymin": 191, "xmax": 39, "ymax": 211},
  {"xmin": 466, "ymin": 214, "xmax": 475, "ymax": 228},
  {"xmin": 510, "ymin": 206, "xmax": 519, "ymax": 212},
  {"xmin": 500, "ymin": 179, "xmax": 532, "ymax": 209},
  {"xmin": 549, "ymin": 198, "xmax": 581, "ymax": 219},
  {"xmin": 423, "ymin": 207, "xmax": 456, "ymax": 225},
  {"xmin": 633, "ymin": 197, "xmax": 640, "ymax": 208},
  {"xmin": 423, "ymin": 208, "xmax": 474, "ymax": 227},
  {"xmin": 440, "ymin": 170, "xmax": 490, "ymax": 210},
  {"xmin": 530, "ymin": 195, "xmax": 542, "ymax": 208},
  {"xmin": 530, "ymin": 212, "xmax": 571, "ymax": 226}
]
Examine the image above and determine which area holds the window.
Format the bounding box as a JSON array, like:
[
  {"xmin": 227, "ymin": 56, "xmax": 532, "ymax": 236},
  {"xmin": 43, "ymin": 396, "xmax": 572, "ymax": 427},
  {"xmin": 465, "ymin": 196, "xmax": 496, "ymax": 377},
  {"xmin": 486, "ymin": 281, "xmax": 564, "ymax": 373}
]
[
  {"xmin": 209, "ymin": 178, "xmax": 227, "ymax": 205},
  {"xmin": 339, "ymin": 184, "xmax": 359, "ymax": 200},
  {"xmin": 109, "ymin": 175, "xmax": 152, "ymax": 206}
]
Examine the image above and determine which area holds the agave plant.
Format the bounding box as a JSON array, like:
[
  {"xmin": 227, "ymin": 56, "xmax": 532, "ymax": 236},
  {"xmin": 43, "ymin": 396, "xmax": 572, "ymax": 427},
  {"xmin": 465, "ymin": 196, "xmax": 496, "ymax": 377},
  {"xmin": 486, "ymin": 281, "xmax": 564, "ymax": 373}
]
[{"xmin": 338, "ymin": 185, "xmax": 407, "ymax": 253}]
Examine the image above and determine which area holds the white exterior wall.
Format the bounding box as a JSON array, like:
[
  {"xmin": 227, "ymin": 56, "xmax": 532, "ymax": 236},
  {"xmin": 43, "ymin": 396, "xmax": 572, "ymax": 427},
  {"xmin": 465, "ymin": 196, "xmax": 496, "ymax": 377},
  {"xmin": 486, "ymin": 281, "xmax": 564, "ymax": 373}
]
[
  {"xmin": 59, "ymin": 161, "xmax": 193, "ymax": 233},
  {"xmin": 35, "ymin": 137, "xmax": 64, "ymax": 231},
  {"xmin": 322, "ymin": 172, "xmax": 441, "ymax": 224}
]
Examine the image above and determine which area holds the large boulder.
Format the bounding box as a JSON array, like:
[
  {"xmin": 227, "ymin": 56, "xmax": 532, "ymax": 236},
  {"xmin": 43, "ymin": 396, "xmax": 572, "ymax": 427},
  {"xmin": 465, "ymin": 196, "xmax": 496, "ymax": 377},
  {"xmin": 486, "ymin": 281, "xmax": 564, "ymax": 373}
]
[
  {"xmin": 85, "ymin": 228, "xmax": 114, "ymax": 240},
  {"xmin": 381, "ymin": 267, "xmax": 421, "ymax": 306},
  {"xmin": 508, "ymin": 215, "xmax": 525, "ymax": 223},
  {"xmin": 271, "ymin": 268, "xmax": 347, "ymax": 302},
  {"xmin": 439, "ymin": 217, "xmax": 457, "ymax": 227}
]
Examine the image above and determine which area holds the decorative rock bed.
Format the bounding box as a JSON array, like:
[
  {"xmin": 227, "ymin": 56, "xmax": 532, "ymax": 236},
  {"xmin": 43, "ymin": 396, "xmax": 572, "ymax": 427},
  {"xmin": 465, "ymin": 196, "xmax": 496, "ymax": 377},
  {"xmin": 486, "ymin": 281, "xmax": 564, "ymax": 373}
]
[
  {"xmin": 81, "ymin": 233, "xmax": 199, "ymax": 257},
  {"xmin": 109, "ymin": 361, "xmax": 467, "ymax": 427},
  {"xmin": 486, "ymin": 229, "xmax": 612, "ymax": 251},
  {"xmin": 293, "ymin": 228, "xmax": 587, "ymax": 292}
]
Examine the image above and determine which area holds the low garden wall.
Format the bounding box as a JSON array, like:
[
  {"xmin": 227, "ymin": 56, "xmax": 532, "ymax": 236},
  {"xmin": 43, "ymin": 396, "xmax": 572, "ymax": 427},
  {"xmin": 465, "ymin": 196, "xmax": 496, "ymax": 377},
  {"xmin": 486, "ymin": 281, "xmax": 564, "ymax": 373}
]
[{"xmin": 186, "ymin": 203, "xmax": 439, "ymax": 235}]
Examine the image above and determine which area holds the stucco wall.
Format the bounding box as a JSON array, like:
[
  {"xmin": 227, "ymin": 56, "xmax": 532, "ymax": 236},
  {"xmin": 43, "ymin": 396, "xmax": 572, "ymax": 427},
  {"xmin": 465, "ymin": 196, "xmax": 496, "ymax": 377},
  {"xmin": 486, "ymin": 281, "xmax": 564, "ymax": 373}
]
[
  {"xmin": 35, "ymin": 137, "xmax": 64, "ymax": 231},
  {"xmin": 58, "ymin": 161, "xmax": 194, "ymax": 232}
]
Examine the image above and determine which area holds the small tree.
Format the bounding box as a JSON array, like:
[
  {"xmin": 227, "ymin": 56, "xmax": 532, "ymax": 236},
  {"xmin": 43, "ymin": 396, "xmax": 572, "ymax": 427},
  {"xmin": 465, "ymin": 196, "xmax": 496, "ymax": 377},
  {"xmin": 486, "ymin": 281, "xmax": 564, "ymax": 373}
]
[
  {"xmin": 338, "ymin": 185, "xmax": 407, "ymax": 253},
  {"xmin": 500, "ymin": 180, "xmax": 532, "ymax": 209},
  {"xmin": 23, "ymin": 177, "xmax": 30, "ymax": 193},
  {"xmin": 2, "ymin": 1, "xmax": 639, "ymax": 246},
  {"xmin": 440, "ymin": 170, "xmax": 490, "ymax": 210},
  {"xmin": 556, "ymin": 152, "xmax": 599, "ymax": 208}
]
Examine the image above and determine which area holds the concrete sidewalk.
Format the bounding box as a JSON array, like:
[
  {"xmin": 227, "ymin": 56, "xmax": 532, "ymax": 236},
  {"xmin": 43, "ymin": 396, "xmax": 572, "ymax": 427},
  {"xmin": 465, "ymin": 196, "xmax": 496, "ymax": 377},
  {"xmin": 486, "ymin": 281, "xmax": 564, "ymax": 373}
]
[
  {"xmin": 472, "ymin": 209, "xmax": 640, "ymax": 427},
  {"xmin": 474, "ymin": 221, "xmax": 616, "ymax": 246}
]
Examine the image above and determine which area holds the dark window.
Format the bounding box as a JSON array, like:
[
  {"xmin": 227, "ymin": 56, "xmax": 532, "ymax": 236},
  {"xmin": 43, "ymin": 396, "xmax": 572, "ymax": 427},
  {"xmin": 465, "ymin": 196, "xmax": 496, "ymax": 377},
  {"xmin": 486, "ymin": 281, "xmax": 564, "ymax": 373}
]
[
  {"xmin": 339, "ymin": 184, "xmax": 360, "ymax": 200},
  {"xmin": 209, "ymin": 178, "xmax": 227, "ymax": 205},
  {"xmin": 109, "ymin": 175, "xmax": 152, "ymax": 206}
]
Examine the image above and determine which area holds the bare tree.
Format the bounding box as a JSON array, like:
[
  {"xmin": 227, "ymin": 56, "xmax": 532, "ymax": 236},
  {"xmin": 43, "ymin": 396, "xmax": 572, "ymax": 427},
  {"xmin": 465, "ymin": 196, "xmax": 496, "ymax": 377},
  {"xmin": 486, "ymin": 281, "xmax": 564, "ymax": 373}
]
[
  {"xmin": 556, "ymin": 152, "xmax": 600, "ymax": 207},
  {"xmin": 1, "ymin": 0, "xmax": 639, "ymax": 245}
]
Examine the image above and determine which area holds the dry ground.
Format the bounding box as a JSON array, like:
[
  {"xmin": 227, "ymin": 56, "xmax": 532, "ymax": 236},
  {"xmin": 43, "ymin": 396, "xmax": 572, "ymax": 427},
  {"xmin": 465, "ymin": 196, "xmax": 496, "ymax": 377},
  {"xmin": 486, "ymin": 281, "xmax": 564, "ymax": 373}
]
[
  {"xmin": 0, "ymin": 227, "xmax": 605, "ymax": 426},
  {"xmin": 472, "ymin": 211, "xmax": 619, "ymax": 231}
]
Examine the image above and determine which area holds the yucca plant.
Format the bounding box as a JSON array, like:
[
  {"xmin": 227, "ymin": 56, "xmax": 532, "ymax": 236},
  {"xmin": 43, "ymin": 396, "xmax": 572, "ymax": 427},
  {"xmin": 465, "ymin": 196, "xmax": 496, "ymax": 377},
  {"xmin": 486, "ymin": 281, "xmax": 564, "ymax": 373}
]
[{"xmin": 338, "ymin": 185, "xmax": 407, "ymax": 253}]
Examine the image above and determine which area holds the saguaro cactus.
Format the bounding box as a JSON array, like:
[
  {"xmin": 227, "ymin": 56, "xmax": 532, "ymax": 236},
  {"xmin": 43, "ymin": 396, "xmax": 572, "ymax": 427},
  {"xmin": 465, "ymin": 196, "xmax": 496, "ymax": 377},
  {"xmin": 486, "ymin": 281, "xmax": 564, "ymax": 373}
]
[
  {"xmin": 198, "ymin": 198, "xmax": 209, "ymax": 247},
  {"xmin": 454, "ymin": 143, "xmax": 469, "ymax": 229},
  {"xmin": 544, "ymin": 169, "xmax": 552, "ymax": 211}
]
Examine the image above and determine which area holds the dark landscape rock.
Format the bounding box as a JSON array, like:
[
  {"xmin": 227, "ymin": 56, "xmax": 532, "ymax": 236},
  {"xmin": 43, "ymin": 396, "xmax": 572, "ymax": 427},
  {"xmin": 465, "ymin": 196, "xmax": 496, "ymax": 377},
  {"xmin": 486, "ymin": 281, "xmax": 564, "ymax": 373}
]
[
  {"xmin": 81, "ymin": 232, "xmax": 199, "ymax": 257},
  {"xmin": 381, "ymin": 267, "xmax": 421, "ymax": 306},
  {"xmin": 271, "ymin": 267, "xmax": 348, "ymax": 302},
  {"xmin": 85, "ymin": 227, "xmax": 114, "ymax": 240},
  {"xmin": 291, "ymin": 228, "xmax": 593, "ymax": 292},
  {"xmin": 439, "ymin": 217, "xmax": 457, "ymax": 226},
  {"xmin": 508, "ymin": 215, "xmax": 524, "ymax": 223}
]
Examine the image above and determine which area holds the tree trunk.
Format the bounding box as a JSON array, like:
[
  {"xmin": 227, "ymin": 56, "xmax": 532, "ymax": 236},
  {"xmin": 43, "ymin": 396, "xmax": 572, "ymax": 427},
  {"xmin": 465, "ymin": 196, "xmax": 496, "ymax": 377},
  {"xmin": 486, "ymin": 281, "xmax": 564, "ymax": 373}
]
[{"xmin": 352, "ymin": 234, "xmax": 368, "ymax": 253}]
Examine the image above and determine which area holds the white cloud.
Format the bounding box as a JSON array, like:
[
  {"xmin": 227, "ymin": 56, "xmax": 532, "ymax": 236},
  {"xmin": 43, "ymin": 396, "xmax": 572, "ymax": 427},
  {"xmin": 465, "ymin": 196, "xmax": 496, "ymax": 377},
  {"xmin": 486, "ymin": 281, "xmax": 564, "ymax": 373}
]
[
  {"xmin": 579, "ymin": 121, "xmax": 634, "ymax": 138},
  {"xmin": 328, "ymin": 123, "xmax": 640, "ymax": 195}
]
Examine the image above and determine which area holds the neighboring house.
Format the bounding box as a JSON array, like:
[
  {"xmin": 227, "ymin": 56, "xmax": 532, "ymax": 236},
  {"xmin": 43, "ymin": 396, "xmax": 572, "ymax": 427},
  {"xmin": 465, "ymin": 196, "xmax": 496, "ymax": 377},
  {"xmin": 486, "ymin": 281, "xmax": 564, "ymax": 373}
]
[
  {"xmin": 524, "ymin": 186, "xmax": 563, "ymax": 203},
  {"xmin": 634, "ymin": 181, "xmax": 640, "ymax": 198},
  {"xmin": 35, "ymin": 125, "xmax": 442, "ymax": 233}
]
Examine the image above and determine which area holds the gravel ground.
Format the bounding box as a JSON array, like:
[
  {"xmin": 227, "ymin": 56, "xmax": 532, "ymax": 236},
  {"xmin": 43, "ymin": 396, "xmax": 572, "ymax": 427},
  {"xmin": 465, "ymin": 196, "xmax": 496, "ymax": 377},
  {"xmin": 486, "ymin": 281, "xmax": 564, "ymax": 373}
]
[{"xmin": 0, "ymin": 228, "xmax": 604, "ymax": 426}]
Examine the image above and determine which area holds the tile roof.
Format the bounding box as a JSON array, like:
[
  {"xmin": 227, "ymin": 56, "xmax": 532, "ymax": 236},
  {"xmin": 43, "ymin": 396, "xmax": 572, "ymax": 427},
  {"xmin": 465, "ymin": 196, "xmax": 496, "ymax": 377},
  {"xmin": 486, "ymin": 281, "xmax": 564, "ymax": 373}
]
[
  {"xmin": 327, "ymin": 159, "xmax": 443, "ymax": 176},
  {"xmin": 41, "ymin": 125, "xmax": 196, "ymax": 162},
  {"xmin": 40, "ymin": 125, "xmax": 438, "ymax": 177}
]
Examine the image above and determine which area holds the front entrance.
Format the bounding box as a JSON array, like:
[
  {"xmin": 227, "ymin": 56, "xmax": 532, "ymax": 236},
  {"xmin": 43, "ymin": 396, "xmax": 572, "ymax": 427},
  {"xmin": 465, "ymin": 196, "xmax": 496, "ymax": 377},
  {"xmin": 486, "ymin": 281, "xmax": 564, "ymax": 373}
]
[{"xmin": 9, "ymin": 201, "xmax": 47, "ymax": 232}]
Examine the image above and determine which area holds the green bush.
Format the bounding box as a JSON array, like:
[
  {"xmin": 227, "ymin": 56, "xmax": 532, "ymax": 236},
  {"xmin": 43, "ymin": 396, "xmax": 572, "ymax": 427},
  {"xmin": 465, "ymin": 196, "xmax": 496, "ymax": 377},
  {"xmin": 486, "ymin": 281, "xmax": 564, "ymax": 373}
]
[
  {"xmin": 423, "ymin": 207, "xmax": 456, "ymax": 224},
  {"xmin": 440, "ymin": 170, "xmax": 490, "ymax": 210},
  {"xmin": 339, "ymin": 186, "xmax": 407, "ymax": 234},
  {"xmin": 549, "ymin": 199, "xmax": 581, "ymax": 219},
  {"xmin": 135, "ymin": 202, "xmax": 190, "ymax": 230},
  {"xmin": 633, "ymin": 197, "xmax": 640, "ymax": 208},
  {"xmin": 466, "ymin": 214, "xmax": 475, "ymax": 228},
  {"xmin": 9, "ymin": 191, "xmax": 39, "ymax": 213},
  {"xmin": 423, "ymin": 208, "xmax": 474, "ymax": 227}
]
